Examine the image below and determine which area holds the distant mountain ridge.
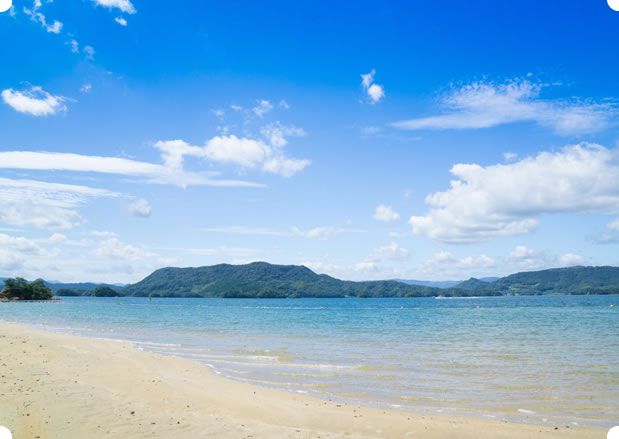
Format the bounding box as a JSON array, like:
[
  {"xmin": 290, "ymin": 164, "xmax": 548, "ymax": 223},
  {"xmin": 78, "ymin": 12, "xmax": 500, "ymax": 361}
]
[
  {"xmin": 4, "ymin": 264, "xmax": 619, "ymax": 298},
  {"xmin": 122, "ymin": 262, "xmax": 438, "ymax": 298},
  {"xmin": 122, "ymin": 263, "xmax": 619, "ymax": 298},
  {"xmin": 397, "ymin": 277, "xmax": 499, "ymax": 289}
]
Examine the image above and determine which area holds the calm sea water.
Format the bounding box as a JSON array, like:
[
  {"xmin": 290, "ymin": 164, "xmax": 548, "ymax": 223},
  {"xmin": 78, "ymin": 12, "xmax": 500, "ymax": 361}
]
[{"xmin": 1, "ymin": 295, "xmax": 618, "ymax": 427}]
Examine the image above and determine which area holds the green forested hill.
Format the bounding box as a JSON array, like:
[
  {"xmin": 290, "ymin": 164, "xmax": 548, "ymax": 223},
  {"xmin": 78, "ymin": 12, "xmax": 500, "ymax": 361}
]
[
  {"xmin": 7, "ymin": 264, "xmax": 619, "ymax": 298},
  {"xmin": 122, "ymin": 262, "xmax": 440, "ymax": 298},
  {"xmin": 122, "ymin": 263, "xmax": 619, "ymax": 298},
  {"xmin": 481, "ymin": 266, "xmax": 619, "ymax": 295}
]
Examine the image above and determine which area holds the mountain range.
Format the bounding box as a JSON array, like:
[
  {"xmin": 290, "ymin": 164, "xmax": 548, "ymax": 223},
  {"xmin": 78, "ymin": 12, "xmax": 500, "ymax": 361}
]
[{"xmin": 34, "ymin": 262, "xmax": 619, "ymax": 298}]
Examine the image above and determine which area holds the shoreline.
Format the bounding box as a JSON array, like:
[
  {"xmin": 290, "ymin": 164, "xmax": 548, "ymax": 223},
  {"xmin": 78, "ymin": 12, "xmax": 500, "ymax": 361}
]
[{"xmin": 0, "ymin": 321, "xmax": 606, "ymax": 438}]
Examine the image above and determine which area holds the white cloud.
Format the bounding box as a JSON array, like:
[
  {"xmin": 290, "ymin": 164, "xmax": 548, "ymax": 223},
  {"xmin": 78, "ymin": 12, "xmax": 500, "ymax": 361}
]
[
  {"xmin": 260, "ymin": 123, "xmax": 305, "ymax": 148},
  {"xmin": 393, "ymin": 79, "xmax": 614, "ymax": 135},
  {"xmin": 23, "ymin": 1, "xmax": 63, "ymax": 34},
  {"xmin": 509, "ymin": 245, "xmax": 549, "ymax": 270},
  {"xmin": 95, "ymin": 237, "xmax": 154, "ymax": 260},
  {"xmin": 252, "ymin": 99, "xmax": 274, "ymax": 118},
  {"xmin": 421, "ymin": 251, "xmax": 496, "ymax": 274},
  {"xmin": 373, "ymin": 242, "xmax": 409, "ymax": 260},
  {"xmin": 80, "ymin": 83, "xmax": 92, "ymax": 94},
  {"xmin": 559, "ymin": 253, "xmax": 585, "ymax": 267},
  {"xmin": 0, "ymin": 233, "xmax": 45, "ymax": 272},
  {"xmin": 367, "ymin": 84, "xmax": 385, "ymax": 103},
  {"xmin": 154, "ymin": 133, "xmax": 310, "ymax": 177},
  {"xmin": 361, "ymin": 69, "xmax": 385, "ymax": 104},
  {"xmin": 115, "ymin": 16, "xmax": 128, "ymax": 26},
  {"xmin": 2, "ymin": 86, "xmax": 66, "ymax": 116},
  {"xmin": 203, "ymin": 136, "xmax": 270, "ymax": 167},
  {"xmin": 263, "ymin": 156, "xmax": 310, "ymax": 177},
  {"xmin": 46, "ymin": 20, "xmax": 62, "ymax": 33},
  {"xmin": 292, "ymin": 226, "xmax": 364, "ymax": 240},
  {"xmin": 69, "ymin": 39, "xmax": 79, "ymax": 53},
  {"xmin": 83, "ymin": 45, "xmax": 95, "ymax": 60},
  {"xmin": 0, "ymin": 178, "xmax": 119, "ymax": 229},
  {"xmin": 374, "ymin": 204, "xmax": 400, "ymax": 223},
  {"xmin": 201, "ymin": 226, "xmax": 290, "ymax": 237},
  {"xmin": 92, "ymin": 0, "xmax": 136, "ymax": 14},
  {"xmin": 129, "ymin": 199, "xmax": 152, "ymax": 218},
  {"xmin": 47, "ymin": 233, "xmax": 68, "ymax": 244},
  {"xmin": 608, "ymin": 219, "xmax": 619, "ymax": 231},
  {"xmin": 201, "ymin": 225, "xmax": 364, "ymax": 239},
  {"xmin": 354, "ymin": 260, "xmax": 379, "ymax": 273},
  {"xmin": 0, "ymin": 230, "xmax": 173, "ymax": 283},
  {"xmin": 503, "ymin": 152, "xmax": 518, "ymax": 161},
  {"xmin": 409, "ymin": 143, "xmax": 619, "ymax": 243},
  {"xmin": 0, "ymin": 150, "xmax": 262, "ymax": 188}
]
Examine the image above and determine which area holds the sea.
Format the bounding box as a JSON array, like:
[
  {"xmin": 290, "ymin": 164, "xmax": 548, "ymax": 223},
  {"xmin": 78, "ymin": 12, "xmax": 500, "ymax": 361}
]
[{"xmin": 1, "ymin": 294, "xmax": 618, "ymax": 427}]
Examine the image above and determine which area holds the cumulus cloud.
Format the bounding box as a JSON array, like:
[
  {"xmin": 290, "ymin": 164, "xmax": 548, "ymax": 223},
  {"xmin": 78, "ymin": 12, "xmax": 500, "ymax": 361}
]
[
  {"xmin": 115, "ymin": 17, "xmax": 128, "ymax": 26},
  {"xmin": 0, "ymin": 233, "xmax": 46, "ymax": 272},
  {"xmin": 374, "ymin": 204, "xmax": 400, "ymax": 223},
  {"xmin": 154, "ymin": 133, "xmax": 310, "ymax": 177},
  {"xmin": 129, "ymin": 199, "xmax": 152, "ymax": 218},
  {"xmin": 2, "ymin": 86, "xmax": 66, "ymax": 116},
  {"xmin": 409, "ymin": 143, "xmax": 619, "ymax": 243},
  {"xmin": 508, "ymin": 246, "xmax": 549, "ymax": 270},
  {"xmin": 373, "ymin": 242, "xmax": 410, "ymax": 260},
  {"xmin": 559, "ymin": 253, "xmax": 585, "ymax": 267},
  {"xmin": 420, "ymin": 251, "xmax": 496, "ymax": 274},
  {"xmin": 0, "ymin": 178, "xmax": 119, "ymax": 229},
  {"xmin": 392, "ymin": 79, "xmax": 614, "ymax": 135},
  {"xmin": 361, "ymin": 69, "xmax": 385, "ymax": 104},
  {"xmin": 92, "ymin": 0, "xmax": 136, "ymax": 14}
]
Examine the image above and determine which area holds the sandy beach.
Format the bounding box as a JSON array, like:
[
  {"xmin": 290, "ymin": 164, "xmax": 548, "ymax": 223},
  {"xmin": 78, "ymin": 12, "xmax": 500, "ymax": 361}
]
[{"xmin": 0, "ymin": 321, "xmax": 605, "ymax": 439}]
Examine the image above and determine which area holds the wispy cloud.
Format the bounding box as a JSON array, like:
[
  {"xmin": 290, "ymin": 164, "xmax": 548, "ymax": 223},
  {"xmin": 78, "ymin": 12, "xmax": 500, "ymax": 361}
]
[
  {"xmin": 91, "ymin": 0, "xmax": 136, "ymax": 14},
  {"xmin": 201, "ymin": 225, "xmax": 365, "ymax": 239},
  {"xmin": 2, "ymin": 86, "xmax": 66, "ymax": 116},
  {"xmin": 0, "ymin": 178, "xmax": 120, "ymax": 229},
  {"xmin": 393, "ymin": 79, "xmax": 615, "ymax": 135},
  {"xmin": 0, "ymin": 150, "xmax": 263, "ymax": 188},
  {"xmin": 23, "ymin": 0, "xmax": 63, "ymax": 34}
]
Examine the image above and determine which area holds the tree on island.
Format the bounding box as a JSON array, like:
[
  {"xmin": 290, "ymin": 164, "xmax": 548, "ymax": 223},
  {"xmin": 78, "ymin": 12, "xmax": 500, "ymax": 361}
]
[
  {"xmin": 0, "ymin": 278, "xmax": 53, "ymax": 300},
  {"xmin": 89, "ymin": 286, "xmax": 122, "ymax": 297}
]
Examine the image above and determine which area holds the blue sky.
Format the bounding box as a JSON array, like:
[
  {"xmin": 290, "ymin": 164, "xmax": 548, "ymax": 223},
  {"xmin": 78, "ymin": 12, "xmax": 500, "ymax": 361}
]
[{"xmin": 1, "ymin": 0, "xmax": 618, "ymax": 283}]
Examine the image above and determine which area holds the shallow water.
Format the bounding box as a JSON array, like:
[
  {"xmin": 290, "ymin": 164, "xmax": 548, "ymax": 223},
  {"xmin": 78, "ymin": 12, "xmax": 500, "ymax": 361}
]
[{"xmin": 1, "ymin": 295, "xmax": 618, "ymax": 426}]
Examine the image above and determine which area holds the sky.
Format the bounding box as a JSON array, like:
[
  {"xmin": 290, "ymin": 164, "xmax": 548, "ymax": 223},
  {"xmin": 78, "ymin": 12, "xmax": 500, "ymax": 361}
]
[{"xmin": 0, "ymin": 0, "xmax": 619, "ymax": 284}]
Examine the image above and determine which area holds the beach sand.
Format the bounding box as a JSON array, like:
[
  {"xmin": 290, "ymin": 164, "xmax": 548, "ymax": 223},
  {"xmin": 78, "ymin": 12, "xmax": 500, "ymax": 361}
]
[{"xmin": 0, "ymin": 322, "xmax": 605, "ymax": 438}]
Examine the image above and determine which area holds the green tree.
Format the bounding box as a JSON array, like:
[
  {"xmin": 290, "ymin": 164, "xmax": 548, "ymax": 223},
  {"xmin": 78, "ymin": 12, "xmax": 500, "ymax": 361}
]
[
  {"xmin": 1, "ymin": 278, "xmax": 52, "ymax": 300},
  {"xmin": 89, "ymin": 286, "xmax": 121, "ymax": 297}
]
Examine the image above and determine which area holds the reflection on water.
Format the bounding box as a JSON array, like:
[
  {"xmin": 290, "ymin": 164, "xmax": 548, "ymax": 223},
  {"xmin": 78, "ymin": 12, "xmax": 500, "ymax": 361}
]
[{"xmin": 1, "ymin": 295, "xmax": 618, "ymax": 426}]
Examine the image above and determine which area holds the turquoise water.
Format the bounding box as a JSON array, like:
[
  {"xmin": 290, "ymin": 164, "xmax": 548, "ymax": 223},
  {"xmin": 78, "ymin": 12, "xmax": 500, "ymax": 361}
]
[{"xmin": 1, "ymin": 295, "xmax": 618, "ymax": 427}]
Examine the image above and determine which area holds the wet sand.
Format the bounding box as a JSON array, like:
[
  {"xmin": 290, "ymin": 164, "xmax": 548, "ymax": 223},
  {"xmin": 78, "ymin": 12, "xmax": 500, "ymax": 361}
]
[{"xmin": 0, "ymin": 321, "xmax": 604, "ymax": 438}]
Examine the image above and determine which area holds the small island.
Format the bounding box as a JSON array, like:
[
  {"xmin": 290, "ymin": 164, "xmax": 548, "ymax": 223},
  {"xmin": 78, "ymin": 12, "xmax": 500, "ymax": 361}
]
[{"xmin": 0, "ymin": 278, "xmax": 54, "ymax": 301}]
